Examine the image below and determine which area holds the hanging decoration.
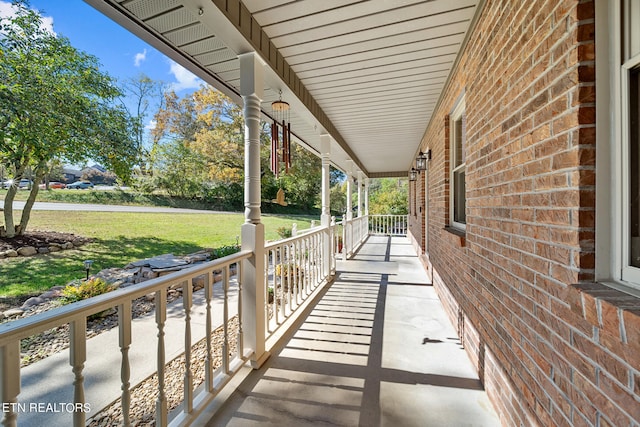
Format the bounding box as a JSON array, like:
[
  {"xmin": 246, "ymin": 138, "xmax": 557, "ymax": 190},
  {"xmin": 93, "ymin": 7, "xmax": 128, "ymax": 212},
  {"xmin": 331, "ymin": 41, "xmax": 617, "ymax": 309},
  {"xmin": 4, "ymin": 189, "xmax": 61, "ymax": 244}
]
[{"xmin": 270, "ymin": 90, "xmax": 292, "ymax": 179}]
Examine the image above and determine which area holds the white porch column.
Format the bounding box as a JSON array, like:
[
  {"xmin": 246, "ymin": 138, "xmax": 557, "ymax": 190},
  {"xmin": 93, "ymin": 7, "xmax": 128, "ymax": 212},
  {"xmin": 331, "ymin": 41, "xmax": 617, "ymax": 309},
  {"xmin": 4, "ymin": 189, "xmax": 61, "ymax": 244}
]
[
  {"xmin": 364, "ymin": 178, "xmax": 370, "ymax": 215},
  {"xmin": 357, "ymin": 171, "xmax": 363, "ymax": 217},
  {"xmin": 320, "ymin": 135, "xmax": 331, "ymax": 278},
  {"xmin": 346, "ymin": 161, "xmax": 353, "ymax": 221},
  {"xmin": 239, "ymin": 52, "xmax": 268, "ymax": 369}
]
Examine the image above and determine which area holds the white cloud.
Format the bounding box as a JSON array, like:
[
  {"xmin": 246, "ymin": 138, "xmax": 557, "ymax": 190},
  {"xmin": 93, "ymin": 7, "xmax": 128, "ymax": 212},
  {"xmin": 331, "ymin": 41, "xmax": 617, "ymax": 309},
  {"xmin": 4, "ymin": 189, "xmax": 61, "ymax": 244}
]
[
  {"xmin": 145, "ymin": 119, "xmax": 157, "ymax": 131},
  {"xmin": 0, "ymin": 1, "xmax": 56, "ymax": 35},
  {"xmin": 168, "ymin": 60, "xmax": 201, "ymax": 92},
  {"xmin": 134, "ymin": 48, "xmax": 147, "ymax": 67}
]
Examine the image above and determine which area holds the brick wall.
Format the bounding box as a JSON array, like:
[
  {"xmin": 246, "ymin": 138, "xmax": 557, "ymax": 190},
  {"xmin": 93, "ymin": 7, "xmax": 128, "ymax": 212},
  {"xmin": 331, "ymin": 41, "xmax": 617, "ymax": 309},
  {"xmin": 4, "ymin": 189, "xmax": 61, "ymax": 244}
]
[{"xmin": 409, "ymin": 0, "xmax": 640, "ymax": 425}]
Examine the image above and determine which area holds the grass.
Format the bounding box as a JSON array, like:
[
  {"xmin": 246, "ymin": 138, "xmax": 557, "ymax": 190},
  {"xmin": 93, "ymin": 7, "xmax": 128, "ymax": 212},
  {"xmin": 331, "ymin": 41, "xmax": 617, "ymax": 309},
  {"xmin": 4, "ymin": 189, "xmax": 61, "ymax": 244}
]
[{"xmin": 0, "ymin": 211, "xmax": 314, "ymax": 297}]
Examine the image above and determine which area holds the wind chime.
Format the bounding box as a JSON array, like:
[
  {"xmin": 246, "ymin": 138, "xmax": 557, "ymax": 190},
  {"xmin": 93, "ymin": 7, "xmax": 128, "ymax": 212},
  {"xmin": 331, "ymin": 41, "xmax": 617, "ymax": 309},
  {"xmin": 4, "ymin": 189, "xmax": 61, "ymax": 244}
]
[
  {"xmin": 270, "ymin": 91, "xmax": 292, "ymax": 206},
  {"xmin": 270, "ymin": 90, "xmax": 292, "ymax": 179}
]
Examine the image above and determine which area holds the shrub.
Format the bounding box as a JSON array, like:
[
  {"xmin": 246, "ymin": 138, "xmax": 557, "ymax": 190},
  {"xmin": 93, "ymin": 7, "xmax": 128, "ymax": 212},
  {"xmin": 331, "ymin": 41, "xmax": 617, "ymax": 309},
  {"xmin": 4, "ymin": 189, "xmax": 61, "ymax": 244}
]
[
  {"xmin": 61, "ymin": 278, "xmax": 117, "ymax": 304},
  {"xmin": 213, "ymin": 244, "xmax": 241, "ymax": 259},
  {"xmin": 276, "ymin": 226, "xmax": 292, "ymax": 239}
]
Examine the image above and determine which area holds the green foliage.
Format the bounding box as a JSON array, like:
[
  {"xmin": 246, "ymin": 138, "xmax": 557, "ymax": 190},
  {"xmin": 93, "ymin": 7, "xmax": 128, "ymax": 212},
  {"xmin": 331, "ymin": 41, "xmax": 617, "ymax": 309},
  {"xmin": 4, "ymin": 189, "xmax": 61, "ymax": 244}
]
[
  {"xmin": 60, "ymin": 278, "xmax": 117, "ymax": 304},
  {"xmin": 212, "ymin": 244, "xmax": 240, "ymax": 259},
  {"xmin": 369, "ymin": 178, "xmax": 408, "ymax": 215},
  {"xmin": 0, "ymin": 1, "xmax": 138, "ymax": 236},
  {"xmin": 276, "ymin": 226, "xmax": 292, "ymax": 239},
  {"xmin": 148, "ymin": 86, "xmax": 322, "ymax": 212}
]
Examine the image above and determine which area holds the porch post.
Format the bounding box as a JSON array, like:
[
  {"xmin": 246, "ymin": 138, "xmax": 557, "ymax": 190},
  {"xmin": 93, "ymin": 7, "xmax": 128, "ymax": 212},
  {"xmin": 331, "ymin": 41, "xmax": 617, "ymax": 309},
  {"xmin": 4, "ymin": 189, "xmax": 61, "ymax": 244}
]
[
  {"xmin": 364, "ymin": 178, "xmax": 370, "ymax": 215},
  {"xmin": 346, "ymin": 161, "xmax": 353, "ymax": 221},
  {"xmin": 357, "ymin": 171, "xmax": 363, "ymax": 217},
  {"xmin": 320, "ymin": 135, "xmax": 331, "ymax": 278},
  {"xmin": 345, "ymin": 161, "xmax": 353, "ymax": 260},
  {"xmin": 239, "ymin": 52, "xmax": 268, "ymax": 368}
]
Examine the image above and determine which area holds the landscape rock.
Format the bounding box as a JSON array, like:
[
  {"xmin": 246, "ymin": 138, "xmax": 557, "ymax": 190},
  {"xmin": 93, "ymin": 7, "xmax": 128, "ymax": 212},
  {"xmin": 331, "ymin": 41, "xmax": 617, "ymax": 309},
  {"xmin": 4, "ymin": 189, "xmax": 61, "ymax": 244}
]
[
  {"xmin": 48, "ymin": 245, "xmax": 61, "ymax": 252},
  {"xmin": 17, "ymin": 246, "xmax": 37, "ymax": 256},
  {"xmin": 64, "ymin": 242, "xmax": 74, "ymax": 249},
  {"xmin": 22, "ymin": 296, "xmax": 45, "ymax": 309},
  {"xmin": 5, "ymin": 250, "xmax": 18, "ymax": 257},
  {"xmin": 40, "ymin": 290, "xmax": 62, "ymax": 299},
  {"xmin": 37, "ymin": 247, "xmax": 50, "ymax": 254},
  {"xmin": 4, "ymin": 308, "xmax": 25, "ymax": 317}
]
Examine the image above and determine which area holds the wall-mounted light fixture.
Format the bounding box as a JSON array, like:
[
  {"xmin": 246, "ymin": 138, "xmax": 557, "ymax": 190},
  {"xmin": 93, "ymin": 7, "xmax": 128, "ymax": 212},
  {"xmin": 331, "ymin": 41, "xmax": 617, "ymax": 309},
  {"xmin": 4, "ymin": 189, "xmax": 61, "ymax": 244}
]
[{"xmin": 409, "ymin": 168, "xmax": 417, "ymax": 181}]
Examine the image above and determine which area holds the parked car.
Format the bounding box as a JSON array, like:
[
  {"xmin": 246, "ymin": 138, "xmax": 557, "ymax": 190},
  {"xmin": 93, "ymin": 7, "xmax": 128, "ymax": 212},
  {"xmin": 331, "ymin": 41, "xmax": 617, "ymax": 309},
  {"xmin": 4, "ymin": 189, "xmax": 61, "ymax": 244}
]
[
  {"xmin": 38, "ymin": 181, "xmax": 67, "ymax": 189},
  {"xmin": 67, "ymin": 180, "xmax": 94, "ymax": 189},
  {"xmin": 2, "ymin": 179, "xmax": 32, "ymax": 189}
]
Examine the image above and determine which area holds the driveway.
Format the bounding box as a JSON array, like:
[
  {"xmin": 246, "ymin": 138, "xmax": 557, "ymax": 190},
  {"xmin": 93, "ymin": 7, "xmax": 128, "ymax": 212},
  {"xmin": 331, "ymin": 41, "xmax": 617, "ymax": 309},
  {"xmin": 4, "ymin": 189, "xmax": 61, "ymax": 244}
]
[{"xmin": 0, "ymin": 200, "xmax": 226, "ymax": 214}]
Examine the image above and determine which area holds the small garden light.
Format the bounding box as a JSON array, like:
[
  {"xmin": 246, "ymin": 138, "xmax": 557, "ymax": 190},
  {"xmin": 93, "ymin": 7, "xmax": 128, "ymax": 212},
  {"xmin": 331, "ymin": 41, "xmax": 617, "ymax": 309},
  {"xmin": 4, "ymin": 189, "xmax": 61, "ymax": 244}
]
[{"xmin": 83, "ymin": 259, "xmax": 94, "ymax": 280}]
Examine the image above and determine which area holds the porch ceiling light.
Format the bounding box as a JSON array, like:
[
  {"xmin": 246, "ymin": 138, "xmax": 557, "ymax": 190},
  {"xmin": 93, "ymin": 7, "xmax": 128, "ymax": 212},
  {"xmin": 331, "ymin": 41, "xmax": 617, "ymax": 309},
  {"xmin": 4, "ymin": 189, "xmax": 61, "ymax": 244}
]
[{"xmin": 409, "ymin": 168, "xmax": 417, "ymax": 181}]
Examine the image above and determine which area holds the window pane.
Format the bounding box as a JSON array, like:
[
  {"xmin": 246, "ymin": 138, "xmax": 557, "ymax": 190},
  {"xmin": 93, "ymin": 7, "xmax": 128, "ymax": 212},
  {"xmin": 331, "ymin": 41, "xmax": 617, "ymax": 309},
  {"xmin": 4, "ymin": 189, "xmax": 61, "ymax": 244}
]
[
  {"xmin": 630, "ymin": 67, "xmax": 640, "ymax": 267},
  {"xmin": 454, "ymin": 169, "xmax": 466, "ymax": 224},
  {"xmin": 454, "ymin": 118, "xmax": 463, "ymax": 167}
]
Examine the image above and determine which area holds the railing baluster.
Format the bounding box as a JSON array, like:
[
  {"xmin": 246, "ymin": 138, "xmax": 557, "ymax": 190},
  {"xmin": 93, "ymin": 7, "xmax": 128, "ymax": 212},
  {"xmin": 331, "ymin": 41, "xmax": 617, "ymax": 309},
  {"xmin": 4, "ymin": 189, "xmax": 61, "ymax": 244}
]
[
  {"xmin": 205, "ymin": 272, "xmax": 213, "ymax": 392},
  {"xmin": 118, "ymin": 301, "xmax": 132, "ymax": 427},
  {"xmin": 182, "ymin": 280, "xmax": 193, "ymax": 414},
  {"xmin": 222, "ymin": 266, "xmax": 230, "ymax": 374},
  {"xmin": 1, "ymin": 341, "xmax": 20, "ymax": 427},
  {"xmin": 70, "ymin": 317, "xmax": 87, "ymax": 427},
  {"xmin": 155, "ymin": 288, "xmax": 167, "ymax": 426},
  {"xmin": 237, "ymin": 262, "xmax": 244, "ymax": 357},
  {"xmin": 279, "ymin": 244, "xmax": 285, "ymax": 322}
]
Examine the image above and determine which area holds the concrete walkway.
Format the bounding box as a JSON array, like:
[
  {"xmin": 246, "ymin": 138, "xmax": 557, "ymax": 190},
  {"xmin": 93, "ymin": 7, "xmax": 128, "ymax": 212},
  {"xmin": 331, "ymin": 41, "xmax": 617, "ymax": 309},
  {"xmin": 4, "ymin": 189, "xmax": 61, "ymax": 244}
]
[
  {"xmin": 206, "ymin": 236, "xmax": 500, "ymax": 426},
  {"xmin": 18, "ymin": 279, "xmax": 238, "ymax": 427}
]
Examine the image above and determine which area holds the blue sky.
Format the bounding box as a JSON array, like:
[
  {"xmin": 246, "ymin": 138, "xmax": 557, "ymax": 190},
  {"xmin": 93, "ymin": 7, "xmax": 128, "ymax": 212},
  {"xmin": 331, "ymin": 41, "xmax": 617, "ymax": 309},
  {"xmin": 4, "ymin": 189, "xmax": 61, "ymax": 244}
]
[{"xmin": 0, "ymin": 0, "xmax": 203, "ymax": 125}]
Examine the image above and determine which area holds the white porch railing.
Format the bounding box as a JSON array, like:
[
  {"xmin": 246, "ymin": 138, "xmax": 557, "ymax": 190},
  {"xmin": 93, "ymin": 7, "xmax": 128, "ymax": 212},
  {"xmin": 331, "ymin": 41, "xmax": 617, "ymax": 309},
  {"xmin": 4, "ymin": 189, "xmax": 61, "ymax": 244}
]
[
  {"xmin": 0, "ymin": 250, "xmax": 252, "ymax": 427},
  {"xmin": 369, "ymin": 214, "xmax": 408, "ymax": 236},
  {"xmin": 264, "ymin": 223, "xmax": 335, "ymax": 340}
]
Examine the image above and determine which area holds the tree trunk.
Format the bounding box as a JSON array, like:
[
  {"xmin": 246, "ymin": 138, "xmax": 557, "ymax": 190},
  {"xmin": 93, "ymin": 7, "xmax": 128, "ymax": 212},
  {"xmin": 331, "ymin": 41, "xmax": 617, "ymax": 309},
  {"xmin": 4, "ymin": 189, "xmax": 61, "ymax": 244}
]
[
  {"xmin": 2, "ymin": 187, "xmax": 17, "ymax": 238},
  {"xmin": 17, "ymin": 168, "xmax": 45, "ymax": 236},
  {"xmin": 3, "ymin": 166, "xmax": 26, "ymax": 239}
]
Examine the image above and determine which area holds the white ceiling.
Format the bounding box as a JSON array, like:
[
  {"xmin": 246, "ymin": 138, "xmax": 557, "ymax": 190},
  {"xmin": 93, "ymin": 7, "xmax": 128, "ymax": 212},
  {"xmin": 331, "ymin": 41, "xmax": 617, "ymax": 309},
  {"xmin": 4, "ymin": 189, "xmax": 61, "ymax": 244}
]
[{"xmin": 85, "ymin": 0, "xmax": 479, "ymax": 177}]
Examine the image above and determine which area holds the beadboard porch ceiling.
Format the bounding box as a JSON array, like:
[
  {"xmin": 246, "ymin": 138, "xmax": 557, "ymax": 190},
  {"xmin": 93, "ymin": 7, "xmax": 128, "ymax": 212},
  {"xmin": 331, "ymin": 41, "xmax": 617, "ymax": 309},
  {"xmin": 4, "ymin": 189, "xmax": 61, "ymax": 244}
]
[{"xmin": 85, "ymin": 0, "xmax": 480, "ymax": 177}]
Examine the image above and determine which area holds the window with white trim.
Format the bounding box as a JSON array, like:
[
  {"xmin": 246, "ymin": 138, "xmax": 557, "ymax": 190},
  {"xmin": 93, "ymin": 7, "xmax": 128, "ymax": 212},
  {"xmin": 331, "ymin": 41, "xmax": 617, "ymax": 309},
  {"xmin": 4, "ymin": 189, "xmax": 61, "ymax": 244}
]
[
  {"xmin": 450, "ymin": 96, "xmax": 466, "ymax": 229},
  {"xmin": 601, "ymin": 0, "xmax": 640, "ymax": 290}
]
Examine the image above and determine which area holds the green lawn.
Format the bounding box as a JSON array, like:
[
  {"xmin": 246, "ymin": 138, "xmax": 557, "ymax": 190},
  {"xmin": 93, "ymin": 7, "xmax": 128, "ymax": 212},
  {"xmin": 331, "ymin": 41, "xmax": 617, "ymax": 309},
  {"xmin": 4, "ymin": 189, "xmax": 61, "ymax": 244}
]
[{"xmin": 0, "ymin": 211, "xmax": 313, "ymax": 297}]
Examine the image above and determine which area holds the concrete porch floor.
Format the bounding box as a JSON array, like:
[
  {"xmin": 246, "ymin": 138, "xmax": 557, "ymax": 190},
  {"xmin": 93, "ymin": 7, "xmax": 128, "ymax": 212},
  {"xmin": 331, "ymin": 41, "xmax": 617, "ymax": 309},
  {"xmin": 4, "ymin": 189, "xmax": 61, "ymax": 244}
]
[{"xmin": 206, "ymin": 235, "xmax": 500, "ymax": 426}]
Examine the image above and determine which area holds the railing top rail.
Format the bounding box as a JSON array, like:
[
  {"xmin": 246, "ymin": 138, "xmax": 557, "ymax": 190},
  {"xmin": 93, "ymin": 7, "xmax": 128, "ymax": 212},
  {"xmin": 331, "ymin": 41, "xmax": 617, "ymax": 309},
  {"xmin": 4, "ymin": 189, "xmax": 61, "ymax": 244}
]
[
  {"xmin": 0, "ymin": 250, "xmax": 252, "ymax": 346},
  {"xmin": 264, "ymin": 225, "xmax": 328, "ymax": 250}
]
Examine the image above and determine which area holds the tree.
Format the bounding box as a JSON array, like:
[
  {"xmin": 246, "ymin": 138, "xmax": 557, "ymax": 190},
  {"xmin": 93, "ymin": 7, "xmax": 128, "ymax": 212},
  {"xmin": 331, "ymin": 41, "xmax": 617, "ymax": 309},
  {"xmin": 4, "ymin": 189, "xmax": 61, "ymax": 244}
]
[
  {"xmin": 0, "ymin": 1, "xmax": 138, "ymax": 237},
  {"xmin": 121, "ymin": 73, "xmax": 166, "ymax": 174},
  {"xmin": 368, "ymin": 178, "xmax": 408, "ymax": 215}
]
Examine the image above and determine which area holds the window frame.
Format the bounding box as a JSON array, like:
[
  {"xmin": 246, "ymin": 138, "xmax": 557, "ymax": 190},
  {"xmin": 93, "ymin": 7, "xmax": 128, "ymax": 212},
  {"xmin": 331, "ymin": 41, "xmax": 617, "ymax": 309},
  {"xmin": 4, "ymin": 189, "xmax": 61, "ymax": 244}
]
[
  {"xmin": 597, "ymin": 0, "xmax": 640, "ymax": 293},
  {"xmin": 449, "ymin": 95, "xmax": 466, "ymax": 231}
]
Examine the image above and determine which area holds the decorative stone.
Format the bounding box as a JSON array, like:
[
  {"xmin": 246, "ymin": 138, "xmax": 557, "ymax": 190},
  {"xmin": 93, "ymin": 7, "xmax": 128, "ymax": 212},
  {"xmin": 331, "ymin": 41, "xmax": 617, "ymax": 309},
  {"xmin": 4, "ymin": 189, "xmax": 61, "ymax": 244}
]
[
  {"xmin": 17, "ymin": 246, "xmax": 37, "ymax": 256},
  {"xmin": 72, "ymin": 239, "xmax": 84, "ymax": 247},
  {"xmin": 192, "ymin": 276, "xmax": 206, "ymax": 290},
  {"xmin": 4, "ymin": 308, "xmax": 25, "ymax": 317},
  {"xmin": 37, "ymin": 247, "xmax": 50, "ymax": 254},
  {"xmin": 49, "ymin": 285, "xmax": 64, "ymax": 291},
  {"xmin": 5, "ymin": 250, "xmax": 18, "ymax": 257},
  {"xmin": 48, "ymin": 245, "xmax": 61, "ymax": 252},
  {"xmin": 40, "ymin": 290, "xmax": 61, "ymax": 299},
  {"xmin": 64, "ymin": 242, "xmax": 74, "ymax": 249},
  {"xmin": 22, "ymin": 296, "xmax": 45, "ymax": 308}
]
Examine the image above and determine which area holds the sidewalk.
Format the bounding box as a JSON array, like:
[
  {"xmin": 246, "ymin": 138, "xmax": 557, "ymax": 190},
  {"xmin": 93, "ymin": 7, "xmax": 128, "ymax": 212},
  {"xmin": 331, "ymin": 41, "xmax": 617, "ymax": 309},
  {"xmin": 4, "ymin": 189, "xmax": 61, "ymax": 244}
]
[{"xmin": 18, "ymin": 279, "xmax": 238, "ymax": 427}]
